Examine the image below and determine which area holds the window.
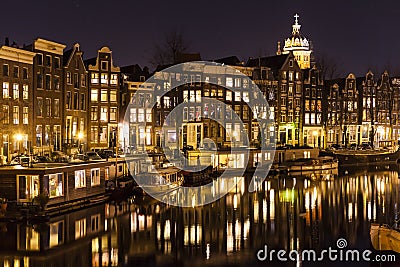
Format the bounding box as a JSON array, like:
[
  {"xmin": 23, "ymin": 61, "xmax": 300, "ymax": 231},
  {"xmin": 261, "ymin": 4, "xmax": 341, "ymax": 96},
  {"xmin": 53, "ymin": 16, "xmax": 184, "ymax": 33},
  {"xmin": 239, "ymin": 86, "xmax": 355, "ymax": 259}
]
[
  {"xmin": 74, "ymin": 73, "xmax": 79, "ymax": 88},
  {"xmin": 66, "ymin": 72, "xmax": 72, "ymax": 84},
  {"xmin": 37, "ymin": 73, "xmax": 43, "ymax": 88},
  {"xmin": 74, "ymin": 92, "xmax": 79, "ymax": 109},
  {"xmin": 23, "ymin": 107, "xmax": 28, "ymax": 124},
  {"xmin": 81, "ymin": 74, "xmax": 86, "ymax": 87},
  {"xmin": 3, "ymin": 105, "xmax": 9, "ymax": 124},
  {"xmin": 54, "ymin": 76, "xmax": 60, "ymax": 90},
  {"xmin": 54, "ymin": 99, "xmax": 60, "ymax": 117},
  {"xmin": 45, "ymin": 98, "xmax": 51, "ymax": 117},
  {"xmin": 91, "ymin": 73, "xmax": 99, "ymax": 84},
  {"xmin": 110, "ymin": 107, "xmax": 117, "ymax": 121},
  {"xmin": 36, "ymin": 125, "xmax": 42, "ymax": 146},
  {"xmin": 91, "ymin": 126, "xmax": 98, "ymax": 143},
  {"xmin": 235, "ymin": 91, "xmax": 241, "ymax": 101},
  {"xmin": 101, "ymin": 73, "xmax": 108, "ymax": 84},
  {"xmin": 54, "ymin": 57, "xmax": 60, "ymax": 69},
  {"xmin": 46, "ymin": 74, "xmax": 51, "ymax": 89},
  {"xmin": 138, "ymin": 108, "xmax": 144, "ymax": 122},
  {"xmin": 13, "ymin": 106, "xmax": 19, "ymax": 124},
  {"xmin": 80, "ymin": 93, "xmax": 86, "ymax": 110},
  {"xmin": 91, "ymin": 168, "xmax": 100, "ymax": 186},
  {"xmin": 110, "ymin": 90, "xmax": 117, "ymax": 102},
  {"xmin": 66, "ymin": 91, "xmax": 71, "ymax": 109},
  {"xmin": 37, "ymin": 54, "xmax": 43, "ymax": 65},
  {"xmin": 146, "ymin": 108, "xmax": 152, "ymax": 122},
  {"xmin": 23, "ymin": 68, "xmax": 28, "ymax": 79},
  {"xmin": 90, "ymin": 214, "xmax": 100, "ymax": 232},
  {"xmin": 48, "ymin": 173, "xmax": 63, "ymax": 198},
  {"xmin": 226, "ymin": 77, "xmax": 233, "ymax": 87},
  {"xmin": 226, "ymin": 91, "xmax": 232, "ymax": 101},
  {"xmin": 75, "ymin": 218, "xmax": 86, "ymax": 239},
  {"xmin": 13, "ymin": 66, "xmax": 19, "ymax": 78},
  {"xmin": 91, "ymin": 89, "xmax": 98, "ymax": 102},
  {"xmin": 45, "ymin": 55, "xmax": 51, "ymax": 67},
  {"xmin": 101, "ymin": 61, "xmax": 108, "ymax": 70},
  {"xmin": 110, "ymin": 74, "xmax": 118, "ymax": 85},
  {"xmin": 3, "ymin": 64, "xmax": 8, "ymax": 76},
  {"xmin": 129, "ymin": 108, "xmax": 136, "ymax": 122},
  {"xmin": 75, "ymin": 170, "xmax": 86, "ymax": 188},
  {"xmin": 100, "ymin": 107, "xmax": 108, "ymax": 121},
  {"xmin": 37, "ymin": 97, "xmax": 43, "ymax": 117},
  {"xmin": 3, "ymin": 82, "xmax": 9, "ymax": 99},
  {"xmin": 91, "ymin": 107, "xmax": 98, "ymax": 121},
  {"xmin": 101, "ymin": 89, "xmax": 108, "ymax": 102},
  {"xmin": 13, "ymin": 84, "xmax": 19, "ymax": 99}
]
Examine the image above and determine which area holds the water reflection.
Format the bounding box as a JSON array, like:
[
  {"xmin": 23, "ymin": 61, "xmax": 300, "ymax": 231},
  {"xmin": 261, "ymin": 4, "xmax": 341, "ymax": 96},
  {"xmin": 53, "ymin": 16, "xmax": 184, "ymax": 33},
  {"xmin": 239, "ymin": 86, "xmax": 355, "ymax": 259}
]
[{"xmin": 0, "ymin": 170, "xmax": 399, "ymax": 266}]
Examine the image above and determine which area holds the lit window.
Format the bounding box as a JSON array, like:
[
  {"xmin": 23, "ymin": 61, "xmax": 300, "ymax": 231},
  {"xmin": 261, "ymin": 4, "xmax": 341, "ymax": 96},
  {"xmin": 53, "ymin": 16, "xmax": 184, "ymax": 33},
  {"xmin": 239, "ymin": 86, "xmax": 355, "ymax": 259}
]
[
  {"xmin": 13, "ymin": 83, "xmax": 19, "ymax": 99},
  {"xmin": 54, "ymin": 99, "xmax": 60, "ymax": 117},
  {"xmin": 13, "ymin": 106, "xmax": 19, "ymax": 124},
  {"xmin": 74, "ymin": 170, "xmax": 86, "ymax": 188},
  {"xmin": 3, "ymin": 82, "xmax": 9, "ymax": 98},
  {"xmin": 100, "ymin": 107, "xmax": 108, "ymax": 121},
  {"xmin": 226, "ymin": 77, "xmax": 233, "ymax": 87},
  {"xmin": 66, "ymin": 71, "xmax": 72, "ymax": 84},
  {"xmin": 91, "ymin": 89, "xmax": 98, "ymax": 102},
  {"xmin": 110, "ymin": 90, "xmax": 117, "ymax": 102},
  {"xmin": 146, "ymin": 108, "xmax": 152, "ymax": 122},
  {"xmin": 91, "ymin": 73, "xmax": 99, "ymax": 84},
  {"xmin": 101, "ymin": 89, "xmax": 108, "ymax": 102},
  {"xmin": 226, "ymin": 91, "xmax": 232, "ymax": 101},
  {"xmin": 49, "ymin": 221, "xmax": 64, "ymax": 248},
  {"xmin": 101, "ymin": 73, "xmax": 108, "ymax": 84},
  {"xmin": 110, "ymin": 74, "xmax": 118, "ymax": 85},
  {"xmin": 110, "ymin": 107, "xmax": 117, "ymax": 121},
  {"xmin": 23, "ymin": 107, "xmax": 28, "ymax": 124},
  {"xmin": 48, "ymin": 173, "xmax": 63, "ymax": 198},
  {"xmin": 91, "ymin": 168, "xmax": 100, "ymax": 186}
]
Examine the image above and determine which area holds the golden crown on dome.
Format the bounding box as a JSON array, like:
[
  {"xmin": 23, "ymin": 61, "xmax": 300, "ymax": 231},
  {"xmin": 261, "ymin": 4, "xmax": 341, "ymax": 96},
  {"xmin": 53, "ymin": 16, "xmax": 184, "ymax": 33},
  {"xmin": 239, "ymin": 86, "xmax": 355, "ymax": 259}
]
[{"xmin": 283, "ymin": 13, "xmax": 309, "ymax": 50}]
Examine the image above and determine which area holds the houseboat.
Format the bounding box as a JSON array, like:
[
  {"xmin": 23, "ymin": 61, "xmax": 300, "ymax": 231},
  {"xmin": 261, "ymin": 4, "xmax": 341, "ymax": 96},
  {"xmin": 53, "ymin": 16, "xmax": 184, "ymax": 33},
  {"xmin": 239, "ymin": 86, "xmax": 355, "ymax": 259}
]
[
  {"xmin": 134, "ymin": 166, "xmax": 184, "ymax": 195},
  {"xmin": 0, "ymin": 161, "xmax": 113, "ymax": 214},
  {"xmin": 327, "ymin": 149, "xmax": 400, "ymax": 166},
  {"xmin": 279, "ymin": 156, "xmax": 339, "ymax": 176}
]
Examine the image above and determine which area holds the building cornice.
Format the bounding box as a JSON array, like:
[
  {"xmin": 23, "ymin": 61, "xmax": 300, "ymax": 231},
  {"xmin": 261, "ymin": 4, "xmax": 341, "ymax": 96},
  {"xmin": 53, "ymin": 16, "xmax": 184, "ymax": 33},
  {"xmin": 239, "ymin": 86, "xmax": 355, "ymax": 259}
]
[{"xmin": 0, "ymin": 46, "xmax": 36, "ymax": 64}]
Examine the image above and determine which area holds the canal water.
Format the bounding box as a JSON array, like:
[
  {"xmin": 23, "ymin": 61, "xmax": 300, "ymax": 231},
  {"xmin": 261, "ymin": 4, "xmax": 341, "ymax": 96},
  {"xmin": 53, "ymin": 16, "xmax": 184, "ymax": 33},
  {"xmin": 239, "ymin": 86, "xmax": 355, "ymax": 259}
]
[{"xmin": 0, "ymin": 167, "xmax": 399, "ymax": 267}]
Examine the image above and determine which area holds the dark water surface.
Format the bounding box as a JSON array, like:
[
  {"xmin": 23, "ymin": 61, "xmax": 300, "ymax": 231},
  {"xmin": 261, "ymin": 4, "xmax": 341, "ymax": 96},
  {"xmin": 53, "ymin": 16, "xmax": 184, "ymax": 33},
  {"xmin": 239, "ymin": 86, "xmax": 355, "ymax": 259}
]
[{"xmin": 0, "ymin": 168, "xmax": 399, "ymax": 267}]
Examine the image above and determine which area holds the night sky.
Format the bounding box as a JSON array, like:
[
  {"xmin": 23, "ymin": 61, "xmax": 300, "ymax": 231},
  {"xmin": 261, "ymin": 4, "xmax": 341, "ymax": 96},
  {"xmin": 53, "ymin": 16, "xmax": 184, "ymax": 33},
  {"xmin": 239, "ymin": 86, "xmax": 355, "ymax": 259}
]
[{"xmin": 2, "ymin": 0, "xmax": 399, "ymax": 76}]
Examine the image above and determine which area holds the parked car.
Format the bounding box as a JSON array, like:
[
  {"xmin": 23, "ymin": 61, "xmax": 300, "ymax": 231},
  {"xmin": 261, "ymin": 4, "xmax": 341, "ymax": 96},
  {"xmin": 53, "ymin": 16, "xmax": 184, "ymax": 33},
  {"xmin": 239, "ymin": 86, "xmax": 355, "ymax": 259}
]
[
  {"xmin": 97, "ymin": 149, "xmax": 115, "ymax": 159},
  {"xmin": 85, "ymin": 151, "xmax": 102, "ymax": 161},
  {"xmin": 51, "ymin": 151, "xmax": 69, "ymax": 162}
]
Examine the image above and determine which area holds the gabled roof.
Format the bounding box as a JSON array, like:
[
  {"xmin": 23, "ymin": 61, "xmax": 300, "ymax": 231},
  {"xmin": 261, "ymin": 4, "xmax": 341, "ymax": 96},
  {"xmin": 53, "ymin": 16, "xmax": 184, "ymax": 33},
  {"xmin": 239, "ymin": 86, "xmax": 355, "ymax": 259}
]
[
  {"xmin": 214, "ymin": 56, "xmax": 242, "ymax": 66},
  {"xmin": 121, "ymin": 64, "xmax": 150, "ymax": 81},
  {"xmin": 246, "ymin": 54, "xmax": 289, "ymax": 70}
]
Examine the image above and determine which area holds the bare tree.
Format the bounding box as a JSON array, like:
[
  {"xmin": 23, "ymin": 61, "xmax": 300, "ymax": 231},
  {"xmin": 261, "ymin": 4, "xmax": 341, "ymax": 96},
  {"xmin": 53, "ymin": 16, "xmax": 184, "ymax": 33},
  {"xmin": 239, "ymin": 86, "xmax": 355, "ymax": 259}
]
[
  {"xmin": 314, "ymin": 53, "xmax": 344, "ymax": 80},
  {"xmin": 150, "ymin": 30, "xmax": 189, "ymax": 67}
]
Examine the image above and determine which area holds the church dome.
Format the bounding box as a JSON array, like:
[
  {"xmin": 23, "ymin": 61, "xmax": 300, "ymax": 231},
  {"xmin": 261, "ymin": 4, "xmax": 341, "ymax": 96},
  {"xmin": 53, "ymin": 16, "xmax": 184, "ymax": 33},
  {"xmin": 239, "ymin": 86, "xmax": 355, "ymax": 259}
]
[{"xmin": 283, "ymin": 14, "xmax": 310, "ymax": 51}]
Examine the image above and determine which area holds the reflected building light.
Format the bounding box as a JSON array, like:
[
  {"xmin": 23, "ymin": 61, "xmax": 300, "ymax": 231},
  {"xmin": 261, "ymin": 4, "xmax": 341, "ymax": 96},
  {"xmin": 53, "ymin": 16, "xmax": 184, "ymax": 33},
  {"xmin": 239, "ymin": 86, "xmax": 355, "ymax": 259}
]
[
  {"xmin": 138, "ymin": 215, "xmax": 145, "ymax": 231},
  {"xmin": 243, "ymin": 219, "xmax": 250, "ymax": 240},
  {"xmin": 304, "ymin": 179, "xmax": 308, "ymax": 189},
  {"xmin": 270, "ymin": 189, "xmax": 274, "ymax": 201},
  {"xmin": 367, "ymin": 202, "xmax": 372, "ymax": 221},
  {"xmin": 111, "ymin": 248, "xmax": 118, "ymax": 266},
  {"xmin": 14, "ymin": 259, "xmax": 20, "ymax": 267},
  {"xmin": 164, "ymin": 220, "xmax": 171, "ymax": 241},
  {"xmin": 206, "ymin": 243, "xmax": 211, "ymax": 260},
  {"xmin": 240, "ymin": 179, "xmax": 245, "ymax": 195},
  {"xmin": 105, "ymin": 219, "xmax": 108, "ymax": 232},
  {"xmin": 305, "ymin": 192, "xmax": 310, "ymax": 210},
  {"xmin": 131, "ymin": 212, "xmax": 137, "ymax": 233},
  {"xmin": 155, "ymin": 205, "xmax": 160, "ymax": 214},
  {"xmin": 157, "ymin": 222, "xmax": 161, "ymax": 240},
  {"xmin": 4, "ymin": 260, "xmax": 10, "ymax": 267},
  {"xmin": 348, "ymin": 203, "xmax": 353, "ymax": 222},
  {"xmin": 233, "ymin": 194, "xmax": 238, "ymax": 210},
  {"xmin": 147, "ymin": 215, "xmax": 152, "ymax": 230},
  {"xmin": 254, "ymin": 199, "xmax": 259, "ymax": 223}
]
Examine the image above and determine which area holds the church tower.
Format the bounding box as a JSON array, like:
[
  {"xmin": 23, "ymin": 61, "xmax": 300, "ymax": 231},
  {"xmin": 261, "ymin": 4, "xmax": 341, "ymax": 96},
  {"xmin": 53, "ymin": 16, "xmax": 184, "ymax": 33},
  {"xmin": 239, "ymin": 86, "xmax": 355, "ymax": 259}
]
[{"xmin": 280, "ymin": 14, "xmax": 312, "ymax": 69}]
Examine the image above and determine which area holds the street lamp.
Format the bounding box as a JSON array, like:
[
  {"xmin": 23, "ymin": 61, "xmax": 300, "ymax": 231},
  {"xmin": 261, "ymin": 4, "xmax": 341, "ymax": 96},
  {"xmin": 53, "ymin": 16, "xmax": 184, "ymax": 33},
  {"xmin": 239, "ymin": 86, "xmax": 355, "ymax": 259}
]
[
  {"xmin": 14, "ymin": 133, "xmax": 23, "ymax": 155},
  {"xmin": 313, "ymin": 131, "xmax": 318, "ymax": 148},
  {"xmin": 77, "ymin": 132, "xmax": 84, "ymax": 153}
]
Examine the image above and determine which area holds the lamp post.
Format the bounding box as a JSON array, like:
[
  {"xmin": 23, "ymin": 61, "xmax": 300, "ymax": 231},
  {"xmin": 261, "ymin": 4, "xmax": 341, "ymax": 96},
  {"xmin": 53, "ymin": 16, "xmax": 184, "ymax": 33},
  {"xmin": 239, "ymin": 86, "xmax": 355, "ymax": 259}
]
[{"xmin": 77, "ymin": 132, "xmax": 84, "ymax": 154}]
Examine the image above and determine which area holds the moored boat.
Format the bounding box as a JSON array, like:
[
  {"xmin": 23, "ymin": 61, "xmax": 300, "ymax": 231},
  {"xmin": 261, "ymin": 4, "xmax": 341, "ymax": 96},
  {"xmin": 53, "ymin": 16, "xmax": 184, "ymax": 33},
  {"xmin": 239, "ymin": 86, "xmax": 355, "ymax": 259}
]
[
  {"xmin": 329, "ymin": 149, "xmax": 400, "ymax": 166},
  {"xmin": 279, "ymin": 156, "xmax": 338, "ymax": 176},
  {"xmin": 370, "ymin": 223, "xmax": 400, "ymax": 253},
  {"xmin": 134, "ymin": 166, "xmax": 184, "ymax": 194}
]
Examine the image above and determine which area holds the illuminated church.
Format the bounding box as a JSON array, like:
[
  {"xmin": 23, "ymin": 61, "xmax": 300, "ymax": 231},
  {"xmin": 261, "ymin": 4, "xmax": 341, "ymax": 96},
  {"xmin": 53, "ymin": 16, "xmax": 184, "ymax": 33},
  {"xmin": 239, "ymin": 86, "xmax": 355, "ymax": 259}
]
[{"xmin": 277, "ymin": 14, "xmax": 312, "ymax": 69}]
